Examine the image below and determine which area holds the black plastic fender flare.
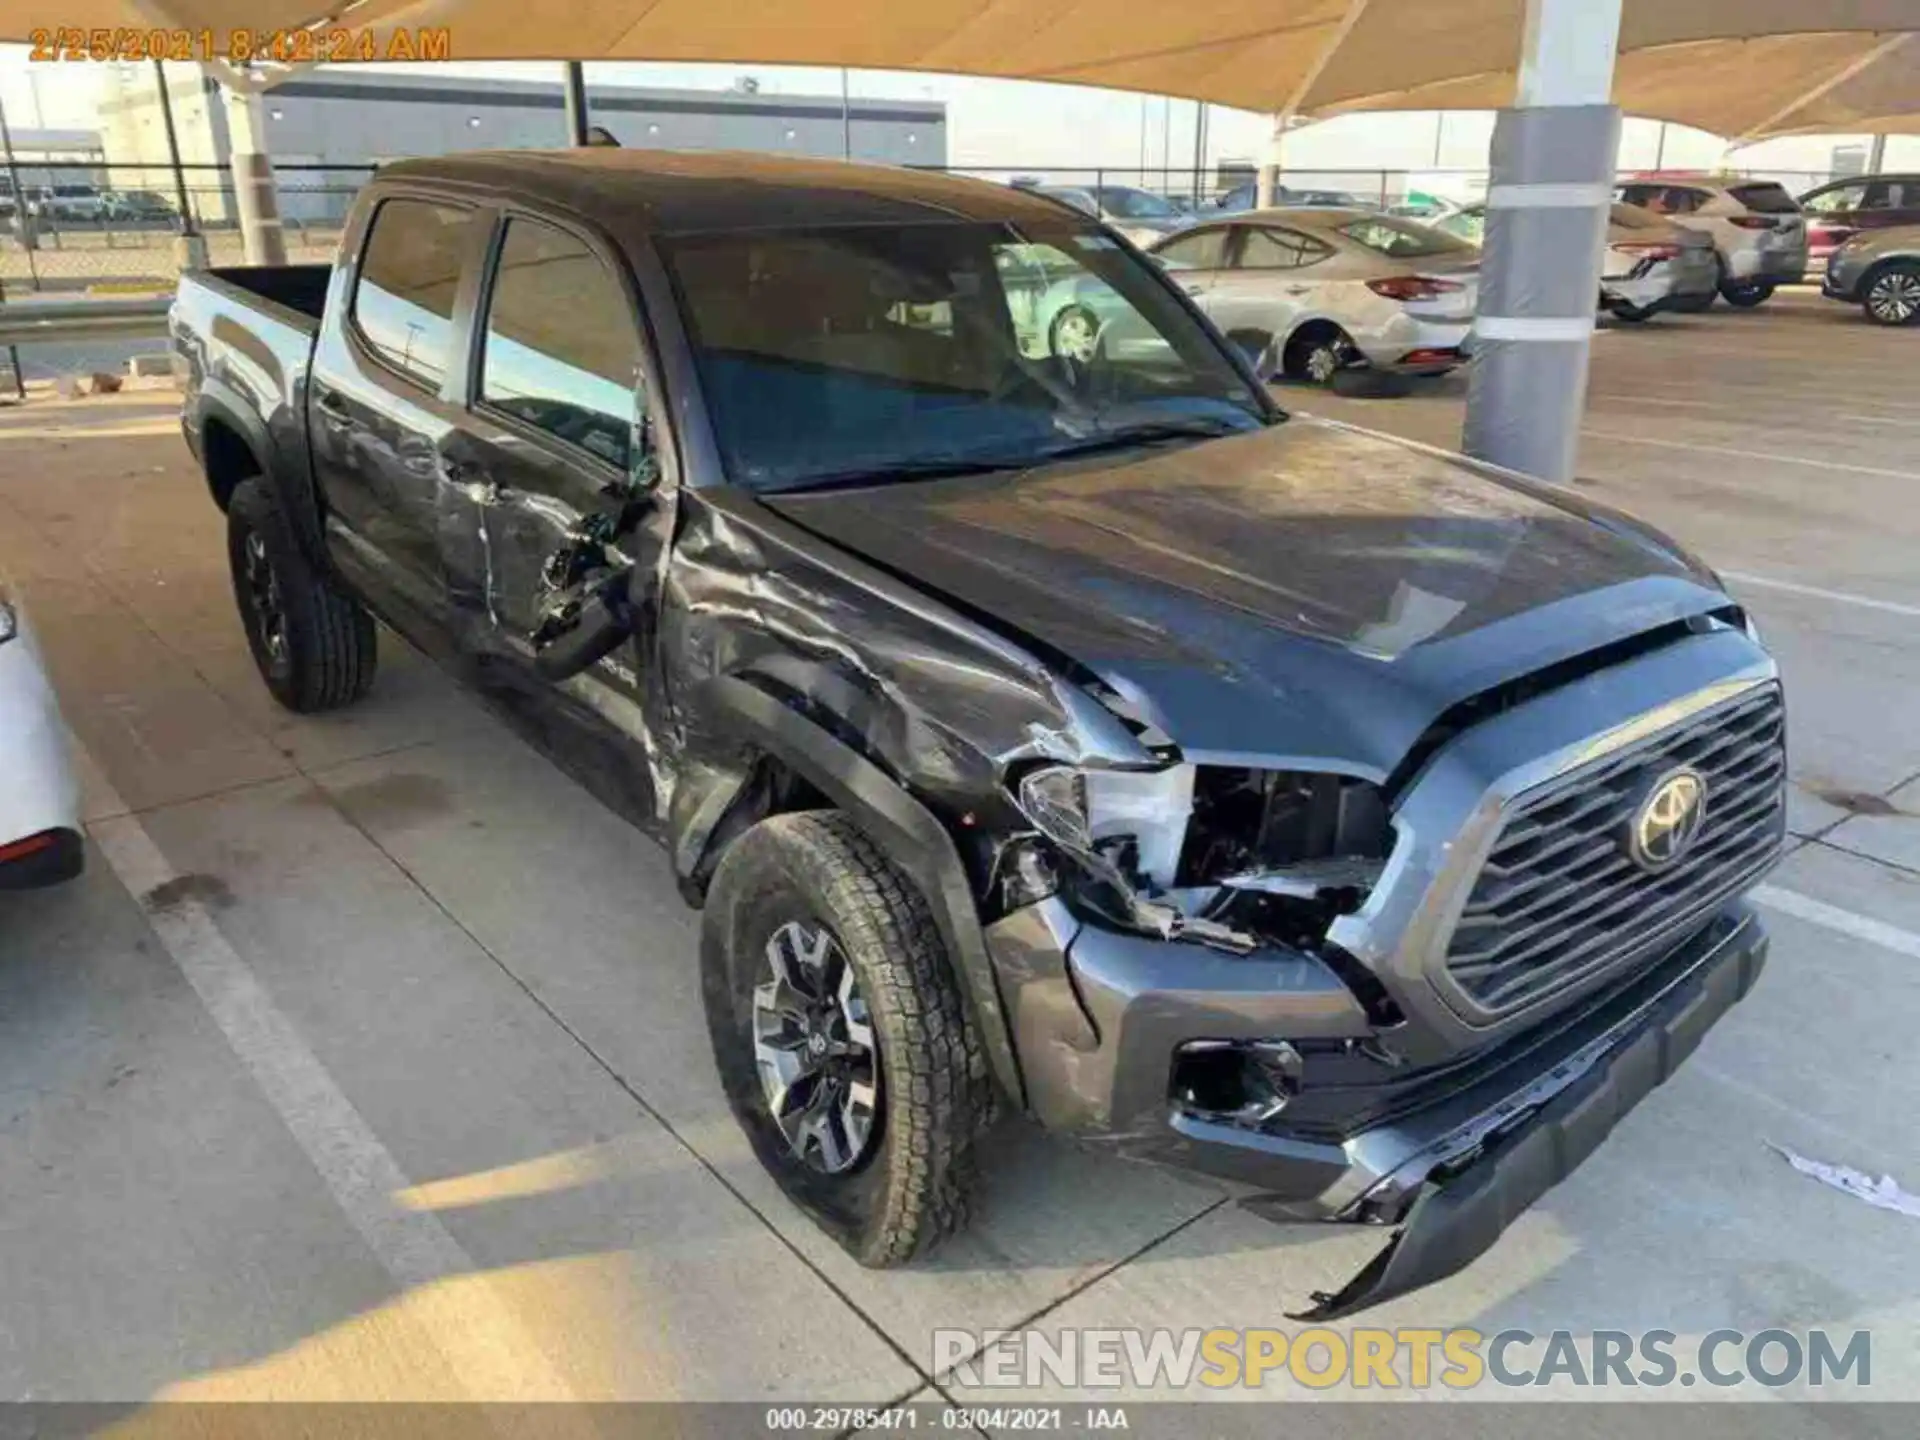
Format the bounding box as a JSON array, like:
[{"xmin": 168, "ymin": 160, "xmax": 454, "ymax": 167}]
[
  {"xmin": 191, "ymin": 382, "xmax": 331, "ymax": 572},
  {"xmin": 692, "ymin": 675, "xmax": 1027, "ymax": 1108}
]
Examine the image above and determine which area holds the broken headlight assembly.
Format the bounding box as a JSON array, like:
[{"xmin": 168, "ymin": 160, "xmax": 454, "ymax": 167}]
[{"xmin": 1008, "ymin": 762, "xmax": 1398, "ymax": 955}]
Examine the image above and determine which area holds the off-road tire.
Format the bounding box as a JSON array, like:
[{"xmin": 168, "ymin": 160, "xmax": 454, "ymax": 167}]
[
  {"xmin": 227, "ymin": 478, "xmax": 377, "ymax": 713},
  {"xmin": 701, "ymin": 810, "xmax": 995, "ymax": 1266}
]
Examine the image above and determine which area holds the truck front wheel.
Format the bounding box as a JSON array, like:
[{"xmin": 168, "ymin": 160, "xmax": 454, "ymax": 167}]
[
  {"xmin": 227, "ymin": 479, "xmax": 377, "ymax": 713},
  {"xmin": 701, "ymin": 811, "xmax": 994, "ymax": 1266}
]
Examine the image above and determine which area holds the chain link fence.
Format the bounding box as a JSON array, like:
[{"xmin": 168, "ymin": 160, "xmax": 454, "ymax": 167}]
[
  {"xmin": 0, "ymin": 152, "xmax": 1853, "ymax": 295},
  {"xmin": 3, "ymin": 160, "xmax": 372, "ymax": 293}
]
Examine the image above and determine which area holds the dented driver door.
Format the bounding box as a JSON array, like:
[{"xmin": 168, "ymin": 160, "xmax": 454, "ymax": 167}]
[{"xmin": 449, "ymin": 208, "xmax": 675, "ymax": 812}]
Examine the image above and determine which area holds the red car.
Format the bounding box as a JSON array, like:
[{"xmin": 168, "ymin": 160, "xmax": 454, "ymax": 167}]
[{"xmin": 1799, "ymin": 174, "xmax": 1920, "ymax": 262}]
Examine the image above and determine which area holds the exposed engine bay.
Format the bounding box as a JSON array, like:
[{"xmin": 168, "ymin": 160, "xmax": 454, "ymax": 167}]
[{"xmin": 1010, "ymin": 757, "xmax": 1397, "ymax": 958}]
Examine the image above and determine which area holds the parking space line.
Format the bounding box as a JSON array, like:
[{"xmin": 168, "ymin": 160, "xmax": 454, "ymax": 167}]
[
  {"xmin": 80, "ymin": 753, "xmax": 580, "ymax": 1401},
  {"xmin": 1720, "ymin": 571, "xmax": 1920, "ymax": 619},
  {"xmin": 1580, "ymin": 429, "xmax": 1920, "ymax": 480},
  {"xmin": 1838, "ymin": 412, "xmax": 1920, "ymax": 428},
  {"xmin": 1753, "ymin": 884, "xmax": 1920, "ymax": 961}
]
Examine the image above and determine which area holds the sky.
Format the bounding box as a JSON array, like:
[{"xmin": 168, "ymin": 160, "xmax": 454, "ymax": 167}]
[{"xmin": 3, "ymin": 46, "xmax": 1915, "ymax": 188}]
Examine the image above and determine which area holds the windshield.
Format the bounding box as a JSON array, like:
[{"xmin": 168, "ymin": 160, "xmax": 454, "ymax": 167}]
[
  {"xmin": 662, "ymin": 220, "xmax": 1270, "ymax": 494},
  {"xmin": 1337, "ymin": 215, "xmax": 1477, "ymax": 259},
  {"xmin": 1100, "ymin": 187, "xmax": 1178, "ymax": 219}
]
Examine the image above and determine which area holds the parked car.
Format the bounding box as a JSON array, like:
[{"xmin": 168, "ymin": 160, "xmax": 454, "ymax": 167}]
[
  {"xmin": 32, "ymin": 183, "xmax": 107, "ymax": 222},
  {"xmin": 1798, "ymin": 174, "xmax": 1920, "ymax": 263},
  {"xmin": 1437, "ymin": 201, "xmax": 1719, "ymax": 320},
  {"xmin": 1821, "ymin": 224, "xmax": 1920, "ymax": 325},
  {"xmin": 0, "ymin": 577, "xmax": 84, "ymax": 890},
  {"xmin": 1032, "ymin": 183, "xmax": 1185, "ymax": 245},
  {"xmin": 1145, "ymin": 208, "xmax": 1478, "ymax": 383},
  {"xmin": 1614, "ymin": 176, "xmax": 1807, "ymax": 307},
  {"xmin": 1214, "ymin": 181, "xmax": 1370, "ymax": 213},
  {"xmin": 172, "ymin": 150, "xmax": 1782, "ymax": 1318},
  {"xmin": 101, "ymin": 189, "xmax": 178, "ymax": 223}
]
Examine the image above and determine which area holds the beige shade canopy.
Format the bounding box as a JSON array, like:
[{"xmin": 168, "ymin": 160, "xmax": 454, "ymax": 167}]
[{"xmin": 8, "ymin": 0, "xmax": 1918, "ymax": 138}]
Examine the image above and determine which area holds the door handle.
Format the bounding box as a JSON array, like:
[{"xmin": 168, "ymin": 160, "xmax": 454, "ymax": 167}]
[{"xmin": 314, "ymin": 390, "xmax": 351, "ymax": 424}]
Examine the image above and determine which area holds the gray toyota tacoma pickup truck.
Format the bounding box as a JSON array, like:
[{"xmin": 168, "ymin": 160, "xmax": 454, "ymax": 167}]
[{"xmin": 171, "ymin": 150, "xmax": 1784, "ymax": 1318}]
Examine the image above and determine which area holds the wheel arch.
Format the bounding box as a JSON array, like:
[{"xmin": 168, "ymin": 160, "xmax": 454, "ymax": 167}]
[
  {"xmin": 191, "ymin": 383, "xmax": 331, "ymax": 569},
  {"xmin": 193, "ymin": 387, "xmax": 272, "ymax": 513},
  {"xmin": 679, "ymin": 675, "xmax": 1027, "ymax": 1108}
]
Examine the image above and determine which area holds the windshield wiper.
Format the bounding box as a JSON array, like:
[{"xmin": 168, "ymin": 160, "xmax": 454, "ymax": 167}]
[{"xmin": 766, "ymin": 455, "xmax": 1037, "ymax": 495}]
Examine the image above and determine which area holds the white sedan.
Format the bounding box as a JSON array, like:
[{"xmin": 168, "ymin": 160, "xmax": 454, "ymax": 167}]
[{"xmin": 0, "ymin": 576, "xmax": 82, "ymax": 889}]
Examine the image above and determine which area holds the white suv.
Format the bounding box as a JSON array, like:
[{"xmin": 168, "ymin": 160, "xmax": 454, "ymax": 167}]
[{"xmin": 1615, "ymin": 176, "xmax": 1808, "ymax": 308}]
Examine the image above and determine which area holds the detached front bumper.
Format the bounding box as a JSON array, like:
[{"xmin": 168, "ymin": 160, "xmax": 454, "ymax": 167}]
[{"xmin": 988, "ymin": 896, "xmax": 1767, "ymax": 1317}]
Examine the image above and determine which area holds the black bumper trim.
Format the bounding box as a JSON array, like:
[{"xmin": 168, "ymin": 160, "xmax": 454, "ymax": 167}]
[
  {"xmin": 1287, "ymin": 912, "xmax": 1766, "ymax": 1321},
  {"xmin": 0, "ymin": 827, "xmax": 86, "ymax": 890}
]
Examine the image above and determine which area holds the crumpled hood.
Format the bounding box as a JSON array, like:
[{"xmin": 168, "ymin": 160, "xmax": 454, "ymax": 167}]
[{"xmin": 762, "ymin": 419, "xmax": 1731, "ymax": 782}]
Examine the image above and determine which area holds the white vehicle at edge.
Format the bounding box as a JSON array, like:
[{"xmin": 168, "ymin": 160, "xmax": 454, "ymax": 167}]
[{"xmin": 0, "ymin": 575, "xmax": 83, "ymax": 889}]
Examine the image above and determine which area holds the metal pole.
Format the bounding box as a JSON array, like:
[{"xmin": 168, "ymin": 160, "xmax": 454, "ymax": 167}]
[
  {"xmin": 1161, "ymin": 97, "xmax": 1171, "ymax": 195},
  {"xmin": 0, "ymin": 90, "xmax": 39, "ymax": 286},
  {"xmin": 152, "ymin": 61, "xmax": 197, "ymax": 237},
  {"xmin": 1461, "ymin": 0, "xmax": 1622, "ymax": 483},
  {"xmin": 1191, "ymin": 100, "xmax": 1206, "ymax": 204},
  {"xmin": 1867, "ymin": 133, "xmax": 1887, "ymax": 172},
  {"xmin": 562, "ymin": 62, "xmax": 589, "ymax": 147},
  {"xmin": 1653, "ymin": 121, "xmax": 1668, "ymax": 169},
  {"xmin": 840, "ymin": 68, "xmax": 852, "ymax": 160}
]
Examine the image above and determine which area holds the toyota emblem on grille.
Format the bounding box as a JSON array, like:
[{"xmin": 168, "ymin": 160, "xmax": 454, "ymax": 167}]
[{"xmin": 1627, "ymin": 767, "xmax": 1709, "ymax": 871}]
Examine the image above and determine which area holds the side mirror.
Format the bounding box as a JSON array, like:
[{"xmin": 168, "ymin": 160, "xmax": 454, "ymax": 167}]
[{"xmin": 532, "ymin": 574, "xmax": 634, "ymax": 681}]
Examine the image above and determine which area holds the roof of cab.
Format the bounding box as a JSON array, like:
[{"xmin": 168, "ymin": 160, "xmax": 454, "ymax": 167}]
[{"xmin": 374, "ymin": 149, "xmax": 1083, "ymax": 235}]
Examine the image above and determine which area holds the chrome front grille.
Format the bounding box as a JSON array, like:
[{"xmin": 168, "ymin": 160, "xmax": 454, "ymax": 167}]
[{"xmin": 1444, "ymin": 683, "xmax": 1786, "ymax": 1015}]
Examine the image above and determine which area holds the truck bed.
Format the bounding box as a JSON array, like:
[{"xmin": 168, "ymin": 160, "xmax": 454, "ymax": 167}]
[
  {"xmin": 200, "ymin": 264, "xmax": 331, "ymax": 331},
  {"xmin": 172, "ymin": 265, "xmax": 333, "ymax": 508}
]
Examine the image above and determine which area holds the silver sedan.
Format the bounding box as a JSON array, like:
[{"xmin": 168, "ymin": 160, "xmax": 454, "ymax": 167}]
[{"xmin": 1144, "ymin": 210, "xmax": 1479, "ymax": 384}]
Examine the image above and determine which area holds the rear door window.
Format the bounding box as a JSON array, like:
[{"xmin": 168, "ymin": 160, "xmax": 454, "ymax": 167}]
[
  {"xmin": 1237, "ymin": 226, "xmax": 1334, "ymax": 268},
  {"xmin": 352, "ymin": 197, "xmax": 478, "ymax": 388}
]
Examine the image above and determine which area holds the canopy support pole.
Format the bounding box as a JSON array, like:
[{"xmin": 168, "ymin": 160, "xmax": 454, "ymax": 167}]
[
  {"xmin": 1257, "ymin": 0, "xmax": 1372, "ymax": 208},
  {"xmin": 562, "ymin": 62, "xmax": 590, "ymax": 147},
  {"xmin": 219, "ymin": 75, "xmax": 287, "ymax": 267},
  {"xmin": 1460, "ymin": 0, "xmax": 1621, "ymax": 482}
]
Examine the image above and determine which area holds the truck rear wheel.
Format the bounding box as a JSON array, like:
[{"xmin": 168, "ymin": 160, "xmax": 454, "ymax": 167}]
[
  {"xmin": 701, "ymin": 811, "xmax": 994, "ymax": 1266},
  {"xmin": 227, "ymin": 479, "xmax": 377, "ymax": 713}
]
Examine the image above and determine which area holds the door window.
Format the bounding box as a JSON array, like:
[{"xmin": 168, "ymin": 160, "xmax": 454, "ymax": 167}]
[
  {"xmin": 478, "ymin": 218, "xmax": 644, "ymax": 474},
  {"xmin": 1803, "ymin": 183, "xmax": 1866, "ymax": 215},
  {"xmin": 1152, "ymin": 229, "xmax": 1229, "ymax": 269},
  {"xmin": 352, "ymin": 197, "xmax": 477, "ymax": 388}
]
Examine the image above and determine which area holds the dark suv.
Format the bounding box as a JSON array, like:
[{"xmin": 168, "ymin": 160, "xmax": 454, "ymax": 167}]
[
  {"xmin": 1799, "ymin": 173, "xmax": 1920, "ymax": 262},
  {"xmin": 172, "ymin": 151, "xmax": 1782, "ymax": 1318}
]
